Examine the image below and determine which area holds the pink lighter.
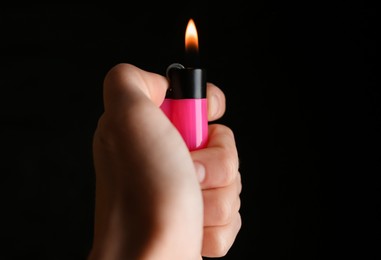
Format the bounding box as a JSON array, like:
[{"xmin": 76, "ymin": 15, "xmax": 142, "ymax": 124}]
[{"xmin": 161, "ymin": 63, "xmax": 208, "ymax": 151}]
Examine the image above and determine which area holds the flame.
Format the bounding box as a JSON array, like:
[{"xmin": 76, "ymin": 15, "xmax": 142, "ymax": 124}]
[{"xmin": 185, "ymin": 18, "xmax": 198, "ymax": 51}]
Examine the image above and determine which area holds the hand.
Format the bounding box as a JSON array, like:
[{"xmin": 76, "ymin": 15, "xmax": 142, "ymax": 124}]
[{"xmin": 88, "ymin": 63, "xmax": 241, "ymax": 260}]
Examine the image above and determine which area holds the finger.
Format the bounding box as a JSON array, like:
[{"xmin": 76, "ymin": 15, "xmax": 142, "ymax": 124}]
[
  {"xmin": 191, "ymin": 124, "xmax": 240, "ymax": 189},
  {"xmin": 202, "ymin": 173, "xmax": 242, "ymax": 226},
  {"xmin": 207, "ymin": 83, "xmax": 226, "ymax": 122},
  {"xmin": 103, "ymin": 63, "xmax": 169, "ymax": 112},
  {"xmin": 97, "ymin": 63, "xmax": 181, "ymax": 153},
  {"xmin": 201, "ymin": 213, "xmax": 242, "ymax": 257}
]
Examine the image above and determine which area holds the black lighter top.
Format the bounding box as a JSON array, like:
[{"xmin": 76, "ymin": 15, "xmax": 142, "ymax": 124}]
[{"xmin": 166, "ymin": 63, "xmax": 206, "ymax": 99}]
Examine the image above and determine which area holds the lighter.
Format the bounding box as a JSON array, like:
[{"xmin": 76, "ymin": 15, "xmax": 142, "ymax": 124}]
[{"xmin": 160, "ymin": 19, "xmax": 208, "ymax": 151}]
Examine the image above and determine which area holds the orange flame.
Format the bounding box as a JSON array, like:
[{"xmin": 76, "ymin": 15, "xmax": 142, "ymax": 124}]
[{"xmin": 185, "ymin": 18, "xmax": 198, "ymax": 52}]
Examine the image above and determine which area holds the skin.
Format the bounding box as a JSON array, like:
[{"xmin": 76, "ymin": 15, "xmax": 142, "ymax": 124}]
[{"xmin": 88, "ymin": 63, "xmax": 242, "ymax": 260}]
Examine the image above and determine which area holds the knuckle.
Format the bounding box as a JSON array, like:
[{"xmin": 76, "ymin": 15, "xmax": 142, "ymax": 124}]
[
  {"xmin": 218, "ymin": 148, "xmax": 239, "ymax": 186},
  {"xmin": 214, "ymin": 197, "xmax": 232, "ymax": 225},
  {"xmin": 103, "ymin": 63, "xmax": 138, "ymax": 94},
  {"xmin": 104, "ymin": 63, "xmax": 133, "ymax": 83},
  {"xmin": 207, "ymin": 231, "xmax": 230, "ymax": 257}
]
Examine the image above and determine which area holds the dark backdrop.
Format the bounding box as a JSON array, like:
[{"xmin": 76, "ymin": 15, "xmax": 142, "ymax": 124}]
[{"xmin": 0, "ymin": 3, "xmax": 379, "ymax": 260}]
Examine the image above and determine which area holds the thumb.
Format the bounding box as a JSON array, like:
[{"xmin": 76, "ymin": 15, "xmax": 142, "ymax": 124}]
[{"xmin": 103, "ymin": 63, "xmax": 168, "ymax": 112}]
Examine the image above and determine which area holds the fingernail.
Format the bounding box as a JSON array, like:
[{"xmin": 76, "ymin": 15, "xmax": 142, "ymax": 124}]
[
  {"xmin": 194, "ymin": 162, "xmax": 205, "ymax": 183},
  {"xmin": 208, "ymin": 94, "xmax": 218, "ymax": 119}
]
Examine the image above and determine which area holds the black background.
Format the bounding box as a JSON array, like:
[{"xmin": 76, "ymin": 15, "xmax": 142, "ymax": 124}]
[{"xmin": 0, "ymin": 3, "xmax": 379, "ymax": 260}]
